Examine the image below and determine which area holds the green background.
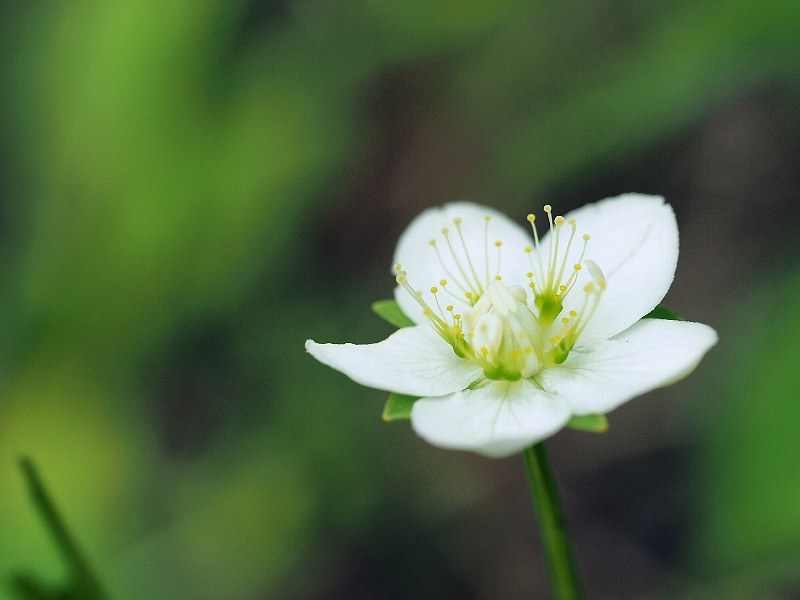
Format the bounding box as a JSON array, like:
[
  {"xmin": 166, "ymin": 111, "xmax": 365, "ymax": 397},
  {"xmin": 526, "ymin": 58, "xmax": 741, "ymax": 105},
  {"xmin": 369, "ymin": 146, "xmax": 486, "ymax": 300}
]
[{"xmin": 1, "ymin": 1, "xmax": 798, "ymax": 598}]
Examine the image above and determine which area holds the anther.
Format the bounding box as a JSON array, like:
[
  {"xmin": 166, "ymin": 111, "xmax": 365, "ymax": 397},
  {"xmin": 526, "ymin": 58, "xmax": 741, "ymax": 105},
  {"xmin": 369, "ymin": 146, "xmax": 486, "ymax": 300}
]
[
  {"xmin": 525, "ymin": 246, "xmax": 532, "ymax": 253},
  {"xmin": 583, "ymin": 234, "xmax": 590, "ymax": 241},
  {"xmin": 430, "ymin": 287, "xmax": 438, "ymax": 294},
  {"xmin": 527, "ymin": 214, "xmax": 535, "ymax": 222},
  {"xmin": 555, "ymin": 216, "xmax": 565, "ymax": 226},
  {"xmin": 453, "ymin": 217, "xmax": 462, "ymax": 226},
  {"xmin": 428, "ymin": 239, "xmax": 436, "ymax": 246},
  {"xmin": 495, "ymin": 240, "xmax": 502, "ymax": 247},
  {"xmin": 544, "ymin": 205, "xmax": 552, "ymax": 213},
  {"xmin": 441, "ymin": 227, "xmax": 449, "ymax": 235}
]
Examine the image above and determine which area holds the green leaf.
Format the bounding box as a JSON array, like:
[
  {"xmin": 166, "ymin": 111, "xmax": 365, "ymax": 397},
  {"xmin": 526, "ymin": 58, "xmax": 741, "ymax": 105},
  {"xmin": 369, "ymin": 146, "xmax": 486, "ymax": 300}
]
[
  {"xmin": 643, "ymin": 304, "xmax": 684, "ymax": 321},
  {"xmin": 372, "ymin": 299, "xmax": 415, "ymax": 328},
  {"xmin": 382, "ymin": 393, "xmax": 419, "ymax": 421},
  {"xmin": 566, "ymin": 414, "xmax": 609, "ymax": 433}
]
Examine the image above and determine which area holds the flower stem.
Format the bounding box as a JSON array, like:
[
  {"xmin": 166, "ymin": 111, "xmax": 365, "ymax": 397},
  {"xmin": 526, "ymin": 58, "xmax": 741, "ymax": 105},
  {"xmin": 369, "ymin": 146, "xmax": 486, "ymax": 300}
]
[{"xmin": 522, "ymin": 443, "xmax": 583, "ymax": 599}]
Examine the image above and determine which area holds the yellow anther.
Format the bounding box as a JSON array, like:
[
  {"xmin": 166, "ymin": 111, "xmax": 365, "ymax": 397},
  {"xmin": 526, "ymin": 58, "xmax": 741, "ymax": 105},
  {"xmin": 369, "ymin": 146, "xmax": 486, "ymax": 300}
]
[
  {"xmin": 574, "ymin": 264, "xmax": 582, "ymax": 270},
  {"xmin": 484, "ymin": 215, "xmax": 492, "ymax": 221},
  {"xmin": 430, "ymin": 286, "xmax": 438, "ymax": 293},
  {"xmin": 510, "ymin": 350, "xmax": 521, "ymax": 360},
  {"xmin": 480, "ymin": 347, "xmax": 489, "ymax": 356},
  {"xmin": 446, "ymin": 305, "xmax": 454, "ymax": 311},
  {"xmin": 428, "ymin": 239, "xmax": 436, "ymax": 246},
  {"xmin": 544, "ymin": 205, "xmax": 552, "ymax": 213},
  {"xmin": 396, "ymin": 274, "xmax": 406, "ymax": 283},
  {"xmin": 527, "ymin": 272, "xmax": 533, "ymax": 278},
  {"xmin": 569, "ymin": 310, "xmax": 577, "ymax": 317},
  {"xmin": 441, "ymin": 227, "xmax": 449, "ymax": 235},
  {"xmin": 495, "ymin": 240, "xmax": 502, "ymax": 247},
  {"xmin": 439, "ymin": 279, "xmax": 447, "ymax": 286},
  {"xmin": 454, "ymin": 218, "xmax": 462, "ymax": 226},
  {"xmin": 454, "ymin": 314, "xmax": 461, "ymax": 320},
  {"xmin": 583, "ymin": 283, "xmax": 595, "ymax": 293},
  {"xmin": 568, "ymin": 218, "xmax": 576, "ymax": 225},
  {"xmin": 525, "ymin": 246, "xmax": 532, "ymax": 253},
  {"xmin": 555, "ymin": 216, "xmax": 565, "ymax": 226},
  {"xmin": 524, "ymin": 347, "xmax": 533, "ymax": 354},
  {"xmin": 495, "ymin": 275, "xmax": 502, "ymax": 280},
  {"xmin": 559, "ymin": 285, "xmax": 567, "ymax": 291},
  {"xmin": 583, "ymin": 234, "xmax": 590, "ymax": 241},
  {"xmin": 466, "ymin": 292, "xmax": 473, "ymax": 299},
  {"xmin": 423, "ymin": 308, "xmax": 433, "ymax": 316},
  {"xmin": 468, "ymin": 332, "xmax": 475, "ymax": 338},
  {"xmin": 529, "ymin": 282, "xmax": 536, "ymax": 288},
  {"xmin": 527, "ymin": 214, "xmax": 535, "ymax": 222},
  {"xmin": 393, "ymin": 263, "xmax": 402, "ymax": 272},
  {"xmin": 562, "ymin": 317, "xmax": 569, "ymax": 324}
]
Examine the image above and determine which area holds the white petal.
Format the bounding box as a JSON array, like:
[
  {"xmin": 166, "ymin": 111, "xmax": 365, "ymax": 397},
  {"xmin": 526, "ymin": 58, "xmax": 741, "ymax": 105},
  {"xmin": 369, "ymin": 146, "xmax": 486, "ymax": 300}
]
[
  {"xmin": 306, "ymin": 326, "xmax": 482, "ymax": 397},
  {"xmin": 411, "ymin": 379, "xmax": 571, "ymax": 458},
  {"xmin": 541, "ymin": 194, "xmax": 679, "ymax": 345},
  {"xmin": 393, "ymin": 202, "xmax": 533, "ymax": 324},
  {"xmin": 539, "ymin": 319, "xmax": 718, "ymax": 415}
]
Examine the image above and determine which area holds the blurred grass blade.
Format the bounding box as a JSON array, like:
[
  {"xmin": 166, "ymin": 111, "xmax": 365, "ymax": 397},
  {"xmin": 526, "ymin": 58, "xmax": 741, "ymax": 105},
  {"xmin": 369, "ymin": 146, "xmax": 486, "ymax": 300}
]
[
  {"xmin": 565, "ymin": 414, "xmax": 609, "ymax": 433},
  {"xmin": 18, "ymin": 457, "xmax": 110, "ymax": 600},
  {"xmin": 372, "ymin": 300, "xmax": 415, "ymax": 328},
  {"xmin": 382, "ymin": 393, "xmax": 419, "ymax": 421},
  {"xmin": 643, "ymin": 304, "xmax": 684, "ymax": 321}
]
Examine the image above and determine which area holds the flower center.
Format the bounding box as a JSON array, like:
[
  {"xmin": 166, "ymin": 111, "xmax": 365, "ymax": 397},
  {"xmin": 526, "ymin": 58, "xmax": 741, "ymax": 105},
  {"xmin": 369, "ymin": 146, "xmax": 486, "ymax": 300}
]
[{"xmin": 394, "ymin": 206, "xmax": 607, "ymax": 380}]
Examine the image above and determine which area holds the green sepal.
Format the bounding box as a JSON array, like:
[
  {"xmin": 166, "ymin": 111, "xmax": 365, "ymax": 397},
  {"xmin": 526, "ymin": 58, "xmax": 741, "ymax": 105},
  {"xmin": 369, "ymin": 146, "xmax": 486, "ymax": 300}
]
[
  {"xmin": 643, "ymin": 304, "xmax": 684, "ymax": 321},
  {"xmin": 382, "ymin": 393, "xmax": 420, "ymax": 421},
  {"xmin": 566, "ymin": 413, "xmax": 609, "ymax": 433},
  {"xmin": 372, "ymin": 299, "xmax": 415, "ymax": 328}
]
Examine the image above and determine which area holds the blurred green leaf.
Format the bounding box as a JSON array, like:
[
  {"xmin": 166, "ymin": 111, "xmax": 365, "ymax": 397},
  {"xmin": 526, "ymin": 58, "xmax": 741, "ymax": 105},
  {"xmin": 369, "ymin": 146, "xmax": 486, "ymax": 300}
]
[
  {"xmin": 693, "ymin": 270, "xmax": 800, "ymax": 583},
  {"xmin": 643, "ymin": 304, "xmax": 684, "ymax": 321},
  {"xmin": 565, "ymin": 414, "xmax": 609, "ymax": 433},
  {"xmin": 382, "ymin": 393, "xmax": 420, "ymax": 422},
  {"xmin": 372, "ymin": 300, "xmax": 415, "ymax": 329}
]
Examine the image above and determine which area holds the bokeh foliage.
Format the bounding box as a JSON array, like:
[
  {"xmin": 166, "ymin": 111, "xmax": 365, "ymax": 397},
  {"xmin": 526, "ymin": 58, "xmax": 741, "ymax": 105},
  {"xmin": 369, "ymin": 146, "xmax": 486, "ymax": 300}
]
[{"xmin": 0, "ymin": 1, "xmax": 798, "ymax": 598}]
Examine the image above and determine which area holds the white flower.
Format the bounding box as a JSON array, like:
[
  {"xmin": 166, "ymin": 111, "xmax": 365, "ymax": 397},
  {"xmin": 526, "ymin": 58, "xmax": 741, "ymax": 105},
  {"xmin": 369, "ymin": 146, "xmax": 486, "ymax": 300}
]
[{"xmin": 306, "ymin": 194, "xmax": 717, "ymax": 458}]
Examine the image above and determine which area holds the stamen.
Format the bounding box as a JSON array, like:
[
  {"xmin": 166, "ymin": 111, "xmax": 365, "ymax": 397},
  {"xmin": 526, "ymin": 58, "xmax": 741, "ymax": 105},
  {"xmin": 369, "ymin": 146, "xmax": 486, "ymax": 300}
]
[
  {"xmin": 430, "ymin": 238, "xmax": 469, "ymax": 296},
  {"xmin": 554, "ymin": 218, "xmax": 578, "ymax": 290},
  {"xmin": 443, "ymin": 226, "xmax": 481, "ymax": 298},
  {"xmin": 454, "ymin": 218, "xmax": 484, "ymax": 295}
]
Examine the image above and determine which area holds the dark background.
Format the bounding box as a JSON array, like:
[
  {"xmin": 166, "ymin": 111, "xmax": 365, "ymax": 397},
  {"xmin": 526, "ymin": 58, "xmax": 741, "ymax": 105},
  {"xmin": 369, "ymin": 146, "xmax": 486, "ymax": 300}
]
[{"xmin": 1, "ymin": 1, "xmax": 799, "ymax": 598}]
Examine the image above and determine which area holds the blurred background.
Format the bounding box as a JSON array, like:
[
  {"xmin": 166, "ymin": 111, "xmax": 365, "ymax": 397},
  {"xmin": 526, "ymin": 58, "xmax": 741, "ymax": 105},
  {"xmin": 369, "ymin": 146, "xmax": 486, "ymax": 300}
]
[{"xmin": 1, "ymin": 1, "xmax": 799, "ymax": 598}]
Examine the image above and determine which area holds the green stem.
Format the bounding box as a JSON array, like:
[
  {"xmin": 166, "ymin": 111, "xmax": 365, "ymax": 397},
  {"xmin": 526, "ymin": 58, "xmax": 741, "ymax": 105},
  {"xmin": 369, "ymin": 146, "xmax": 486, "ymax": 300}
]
[
  {"xmin": 522, "ymin": 443, "xmax": 583, "ymax": 600},
  {"xmin": 19, "ymin": 457, "xmax": 110, "ymax": 600}
]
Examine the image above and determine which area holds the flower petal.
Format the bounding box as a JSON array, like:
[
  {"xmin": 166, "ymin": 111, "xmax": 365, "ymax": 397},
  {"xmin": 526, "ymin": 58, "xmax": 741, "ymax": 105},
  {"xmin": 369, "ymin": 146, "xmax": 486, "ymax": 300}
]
[
  {"xmin": 306, "ymin": 326, "xmax": 482, "ymax": 397},
  {"xmin": 539, "ymin": 319, "xmax": 718, "ymax": 415},
  {"xmin": 410, "ymin": 379, "xmax": 571, "ymax": 458},
  {"xmin": 393, "ymin": 202, "xmax": 533, "ymax": 324},
  {"xmin": 541, "ymin": 194, "xmax": 679, "ymax": 345}
]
